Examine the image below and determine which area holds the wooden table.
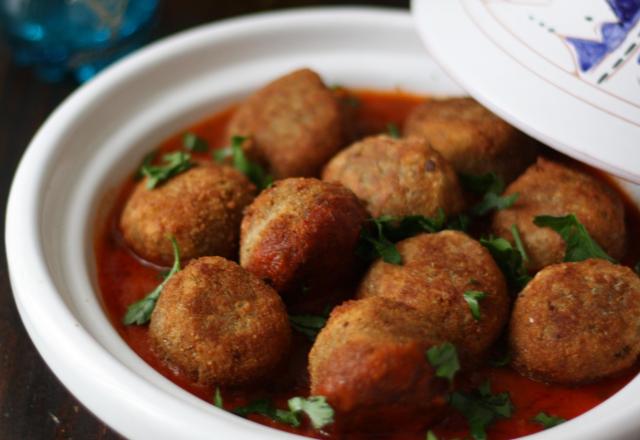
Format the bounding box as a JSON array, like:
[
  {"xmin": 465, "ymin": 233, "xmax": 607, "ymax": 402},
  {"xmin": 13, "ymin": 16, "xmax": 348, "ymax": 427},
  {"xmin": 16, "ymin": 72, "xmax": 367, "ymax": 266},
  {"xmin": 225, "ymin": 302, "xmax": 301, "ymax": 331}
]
[{"xmin": 0, "ymin": 1, "xmax": 407, "ymax": 438}]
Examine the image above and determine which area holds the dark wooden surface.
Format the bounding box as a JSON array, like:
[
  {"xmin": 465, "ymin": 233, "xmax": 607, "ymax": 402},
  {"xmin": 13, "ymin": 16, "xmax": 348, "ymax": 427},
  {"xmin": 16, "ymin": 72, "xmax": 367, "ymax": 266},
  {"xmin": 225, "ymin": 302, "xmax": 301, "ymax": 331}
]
[{"xmin": 0, "ymin": 1, "xmax": 408, "ymax": 439}]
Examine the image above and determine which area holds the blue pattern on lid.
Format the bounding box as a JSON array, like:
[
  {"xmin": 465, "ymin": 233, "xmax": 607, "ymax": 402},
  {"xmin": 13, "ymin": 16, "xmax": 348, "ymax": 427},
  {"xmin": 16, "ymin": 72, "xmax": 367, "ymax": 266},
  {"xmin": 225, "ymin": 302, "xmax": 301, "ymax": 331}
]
[
  {"xmin": 607, "ymin": 0, "xmax": 640, "ymax": 23},
  {"xmin": 567, "ymin": 0, "xmax": 640, "ymax": 72}
]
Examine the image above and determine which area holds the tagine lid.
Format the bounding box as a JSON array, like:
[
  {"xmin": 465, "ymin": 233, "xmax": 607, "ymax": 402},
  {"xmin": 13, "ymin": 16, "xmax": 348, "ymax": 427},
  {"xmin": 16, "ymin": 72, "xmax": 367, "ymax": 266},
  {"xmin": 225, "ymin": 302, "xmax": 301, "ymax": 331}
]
[{"xmin": 411, "ymin": 0, "xmax": 640, "ymax": 183}]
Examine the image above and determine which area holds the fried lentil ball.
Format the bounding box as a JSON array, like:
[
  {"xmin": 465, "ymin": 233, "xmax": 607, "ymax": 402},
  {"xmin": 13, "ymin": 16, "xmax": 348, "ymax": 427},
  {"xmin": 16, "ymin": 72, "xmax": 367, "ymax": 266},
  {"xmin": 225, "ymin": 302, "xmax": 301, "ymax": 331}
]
[
  {"xmin": 120, "ymin": 163, "xmax": 256, "ymax": 266},
  {"xmin": 492, "ymin": 158, "xmax": 626, "ymax": 273},
  {"xmin": 322, "ymin": 135, "xmax": 465, "ymax": 218},
  {"xmin": 226, "ymin": 68, "xmax": 346, "ymax": 178},
  {"xmin": 357, "ymin": 231, "xmax": 509, "ymax": 363},
  {"xmin": 149, "ymin": 256, "xmax": 291, "ymax": 386},
  {"xmin": 240, "ymin": 177, "xmax": 369, "ymax": 296},
  {"xmin": 403, "ymin": 97, "xmax": 537, "ymax": 183},
  {"xmin": 309, "ymin": 296, "xmax": 447, "ymax": 430},
  {"xmin": 510, "ymin": 259, "xmax": 640, "ymax": 384}
]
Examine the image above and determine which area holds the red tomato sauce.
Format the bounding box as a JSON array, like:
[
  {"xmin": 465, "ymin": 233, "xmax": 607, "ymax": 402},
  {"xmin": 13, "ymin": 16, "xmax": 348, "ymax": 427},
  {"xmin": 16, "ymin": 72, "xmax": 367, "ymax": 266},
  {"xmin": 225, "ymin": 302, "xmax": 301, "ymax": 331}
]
[{"xmin": 94, "ymin": 90, "xmax": 640, "ymax": 439}]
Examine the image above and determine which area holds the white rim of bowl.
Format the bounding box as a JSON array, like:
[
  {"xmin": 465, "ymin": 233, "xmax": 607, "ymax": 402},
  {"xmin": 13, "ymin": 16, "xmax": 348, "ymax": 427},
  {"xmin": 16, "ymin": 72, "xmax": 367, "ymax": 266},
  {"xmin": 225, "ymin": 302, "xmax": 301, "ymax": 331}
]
[{"xmin": 6, "ymin": 6, "xmax": 640, "ymax": 440}]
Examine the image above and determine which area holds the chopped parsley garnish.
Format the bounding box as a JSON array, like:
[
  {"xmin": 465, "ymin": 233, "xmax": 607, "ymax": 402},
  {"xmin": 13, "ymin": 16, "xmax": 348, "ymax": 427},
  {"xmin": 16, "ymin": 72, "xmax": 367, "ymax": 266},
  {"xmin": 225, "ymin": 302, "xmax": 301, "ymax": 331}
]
[
  {"xmin": 182, "ymin": 132, "xmax": 208, "ymax": 152},
  {"xmin": 139, "ymin": 151, "xmax": 193, "ymax": 189},
  {"xmin": 426, "ymin": 342, "xmax": 460, "ymax": 385},
  {"xmin": 386, "ymin": 123, "xmax": 401, "ymax": 139},
  {"xmin": 385, "ymin": 210, "xmax": 447, "ymax": 241},
  {"xmin": 233, "ymin": 396, "xmax": 334, "ymax": 430},
  {"xmin": 510, "ymin": 224, "xmax": 529, "ymax": 265},
  {"xmin": 426, "ymin": 430, "xmax": 438, "ymax": 440},
  {"xmin": 635, "ymin": 261, "xmax": 640, "ymax": 275},
  {"xmin": 489, "ymin": 352, "xmax": 511, "ymax": 368},
  {"xmin": 449, "ymin": 381, "xmax": 514, "ymax": 440},
  {"xmin": 288, "ymin": 396, "xmax": 335, "ymax": 430},
  {"xmin": 122, "ymin": 236, "xmax": 181, "ymax": 325},
  {"xmin": 134, "ymin": 151, "xmax": 156, "ymax": 180},
  {"xmin": 480, "ymin": 234, "xmax": 531, "ymax": 291},
  {"xmin": 463, "ymin": 290, "xmax": 487, "ymax": 321},
  {"xmin": 214, "ymin": 387, "xmax": 224, "ymax": 409},
  {"xmin": 446, "ymin": 213, "xmax": 471, "ymax": 232},
  {"xmin": 357, "ymin": 216, "xmax": 403, "ymax": 265},
  {"xmin": 533, "ymin": 214, "xmax": 615, "ymax": 263},
  {"xmin": 330, "ymin": 85, "xmax": 360, "ymax": 107},
  {"xmin": 471, "ymin": 192, "xmax": 519, "ymax": 217},
  {"xmin": 357, "ymin": 210, "xmax": 447, "ymax": 265},
  {"xmin": 460, "ymin": 172, "xmax": 519, "ymax": 216},
  {"xmin": 233, "ymin": 399, "xmax": 300, "ymax": 427},
  {"xmin": 459, "ymin": 172, "xmax": 504, "ymax": 195},
  {"xmin": 214, "ymin": 135, "xmax": 273, "ymax": 190},
  {"xmin": 532, "ymin": 412, "xmax": 566, "ymax": 429},
  {"xmin": 289, "ymin": 313, "xmax": 328, "ymax": 341}
]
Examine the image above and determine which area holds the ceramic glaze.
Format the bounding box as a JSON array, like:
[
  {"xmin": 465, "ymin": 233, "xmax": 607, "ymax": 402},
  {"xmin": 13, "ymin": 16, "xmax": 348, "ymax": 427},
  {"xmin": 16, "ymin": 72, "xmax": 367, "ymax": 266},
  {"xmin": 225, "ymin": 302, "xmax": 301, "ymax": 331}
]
[{"xmin": 413, "ymin": 0, "xmax": 640, "ymax": 184}]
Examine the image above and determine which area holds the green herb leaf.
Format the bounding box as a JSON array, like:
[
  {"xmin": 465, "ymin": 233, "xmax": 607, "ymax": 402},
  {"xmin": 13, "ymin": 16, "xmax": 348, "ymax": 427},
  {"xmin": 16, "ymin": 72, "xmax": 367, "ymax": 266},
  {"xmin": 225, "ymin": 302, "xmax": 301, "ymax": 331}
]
[
  {"xmin": 489, "ymin": 352, "xmax": 511, "ymax": 368},
  {"xmin": 288, "ymin": 396, "xmax": 335, "ymax": 430},
  {"xmin": 376, "ymin": 239, "xmax": 402, "ymax": 264},
  {"xmin": 463, "ymin": 290, "xmax": 487, "ymax": 321},
  {"xmin": 533, "ymin": 214, "xmax": 615, "ymax": 263},
  {"xmin": 426, "ymin": 342, "xmax": 460, "ymax": 385},
  {"xmin": 234, "ymin": 396, "xmax": 334, "ymax": 431},
  {"xmin": 356, "ymin": 217, "xmax": 403, "ymax": 265},
  {"xmin": 215, "ymin": 136, "xmax": 273, "ymax": 190},
  {"xmin": 470, "ymin": 192, "xmax": 519, "ymax": 217},
  {"xmin": 510, "ymin": 224, "xmax": 529, "ymax": 265},
  {"xmin": 273, "ymin": 409, "xmax": 300, "ymax": 426},
  {"xmin": 123, "ymin": 236, "xmax": 181, "ymax": 325},
  {"xmin": 356, "ymin": 210, "xmax": 449, "ymax": 265},
  {"xmin": 182, "ymin": 132, "xmax": 208, "ymax": 152},
  {"xmin": 386, "ymin": 123, "xmax": 401, "ymax": 139},
  {"xmin": 635, "ymin": 261, "xmax": 640, "ymax": 275},
  {"xmin": 134, "ymin": 151, "xmax": 156, "ymax": 180},
  {"xmin": 460, "ymin": 173, "xmax": 517, "ymax": 216},
  {"xmin": 532, "ymin": 412, "xmax": 566, "ymax": 429},
  {"xmin": 446, "ymin": 213, "xmax": 471, "ymax": 232},
  {"xmin": 140, "ymin": 151, "xmax": 193, "ymax": 189},
  {"xmin": 289, "ymin": 314, "xmax": 328, "ymax": 341},
  {"xmin": 426, "ymin": 430, "xmax": 438, "ymax": 440},
  {"xmin": 480, "ymin": 236, "xmax": 531, "ymax": 291},
  {"xmin": 385, "ymin": 209, "xmax": 447, "ymax": 241},
  {"xmin": 233, "ymin": 399, "xmax": 300, "ymax": 427},
  {"xmin": 212, "ymin": 147, "xmax": 232, "ymax": 162},
  {"xmin": 214, "ymin": 387, "xmax": 224, "ymax": 409},
  {"xmin": 459, "ymin": 172, "xmax": 504, "ymax": 195},
  {"xmin": 450, "ymin": 381, "xmax": 514, "ymax": 440}
]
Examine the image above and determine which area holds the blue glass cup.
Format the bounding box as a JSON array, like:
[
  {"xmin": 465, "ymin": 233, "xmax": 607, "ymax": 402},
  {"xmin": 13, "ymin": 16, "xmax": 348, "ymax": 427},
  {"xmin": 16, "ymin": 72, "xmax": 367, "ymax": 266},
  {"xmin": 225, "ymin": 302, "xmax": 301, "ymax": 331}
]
[{"xmin": 0, "ymin": 0, "xmax": 159, "ymax": 82}]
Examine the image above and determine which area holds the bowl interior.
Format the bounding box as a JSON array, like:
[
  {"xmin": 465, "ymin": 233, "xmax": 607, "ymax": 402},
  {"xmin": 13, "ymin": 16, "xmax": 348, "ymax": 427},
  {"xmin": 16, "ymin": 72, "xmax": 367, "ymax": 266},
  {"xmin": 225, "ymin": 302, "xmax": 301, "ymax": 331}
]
[{"xmin": 6, "ymin": 7, "xmax": 640, "ymax": 440}]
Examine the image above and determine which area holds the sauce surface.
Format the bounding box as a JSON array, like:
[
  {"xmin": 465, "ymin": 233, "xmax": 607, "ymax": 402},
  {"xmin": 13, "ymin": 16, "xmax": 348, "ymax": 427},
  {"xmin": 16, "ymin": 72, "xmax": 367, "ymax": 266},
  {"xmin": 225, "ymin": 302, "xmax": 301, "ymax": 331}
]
[{"xmin": 95, "ymin": 90, "xmax": 640, "ymax": 439}]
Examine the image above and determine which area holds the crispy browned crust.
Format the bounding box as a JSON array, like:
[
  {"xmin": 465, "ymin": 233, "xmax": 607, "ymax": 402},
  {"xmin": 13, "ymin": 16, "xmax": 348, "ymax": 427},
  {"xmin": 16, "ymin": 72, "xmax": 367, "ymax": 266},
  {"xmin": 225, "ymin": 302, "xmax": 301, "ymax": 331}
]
[
  {"xmin": 226, "ymin": 68, "xmax": 345, "ymax": 178},
  {"xmin": 510, "ymin": 259, "xmax": 640, "ymax": 384},
  {"xmin": 240, "ymin": 177, "xmax": 369, "ymax": 296},
  {"xmin": 357, "ymin": 231, "xmax": 509, "ymax": 364},
  {"xmin": 149, "ymin": 256, "xmax": 291, "ymax": 386},
  {"xmin": 403, "ymin": 97, "xmax": 537, "ymax": 183},
  {"xmin": 492, "ymin": 158, "xmax": 626, "ymax": 273},
  {"xmin": 120, "ymin": 163, "xmax": 256, "ymax": 266},
  {"xmin": 309, "ymin": 297, "xmax": 446, "ymax": 430},
  {"xmin": 322, "ymin": 135, "xmax": 465, "ymax": 218}
]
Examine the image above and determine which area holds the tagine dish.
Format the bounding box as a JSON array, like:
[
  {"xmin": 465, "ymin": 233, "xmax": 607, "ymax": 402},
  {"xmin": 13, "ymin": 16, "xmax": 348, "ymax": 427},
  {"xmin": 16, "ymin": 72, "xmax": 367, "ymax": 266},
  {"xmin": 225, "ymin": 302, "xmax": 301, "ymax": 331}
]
[{"xmin": 95, "ymin": 68, "xmax": 640, "ymax": 440}]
